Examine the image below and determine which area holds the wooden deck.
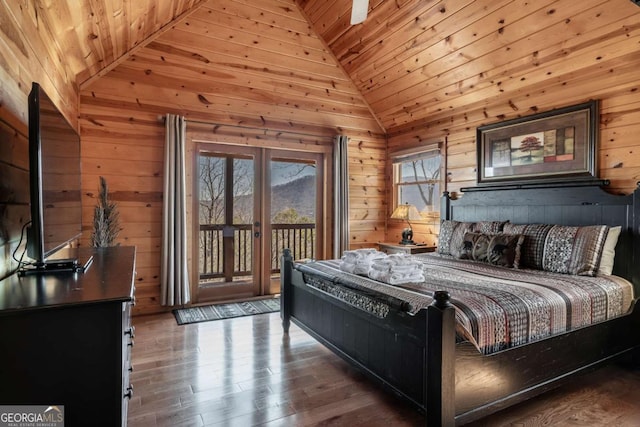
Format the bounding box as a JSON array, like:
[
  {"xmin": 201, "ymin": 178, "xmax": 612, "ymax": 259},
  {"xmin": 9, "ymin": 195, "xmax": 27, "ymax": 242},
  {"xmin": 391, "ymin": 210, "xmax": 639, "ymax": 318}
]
[{"xmin": 128, "ymin": 312, "xmax": 640, "ymax": 426}]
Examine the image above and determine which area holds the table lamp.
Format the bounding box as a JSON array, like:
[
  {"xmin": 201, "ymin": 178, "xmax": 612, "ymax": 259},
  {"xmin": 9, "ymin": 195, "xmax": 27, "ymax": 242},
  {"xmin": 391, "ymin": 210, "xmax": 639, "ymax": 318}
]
[{"xmin": 390, "ymin": 203, "xmax": 422, "ymax": 245}]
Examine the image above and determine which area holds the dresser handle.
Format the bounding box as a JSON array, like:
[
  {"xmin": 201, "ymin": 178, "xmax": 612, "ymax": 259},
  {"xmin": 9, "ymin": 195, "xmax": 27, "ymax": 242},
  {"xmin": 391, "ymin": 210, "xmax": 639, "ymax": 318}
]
[
  {"xmin": 125, "ymin": 326, "xmax": 135, "ymax": 338},
  {"xmin": 124, "ymin": 385, "xmax": 134, "ymax": 399},
  {"xmin": 127, "ymin": 339, "xmax": 134, "ymax": 347}
]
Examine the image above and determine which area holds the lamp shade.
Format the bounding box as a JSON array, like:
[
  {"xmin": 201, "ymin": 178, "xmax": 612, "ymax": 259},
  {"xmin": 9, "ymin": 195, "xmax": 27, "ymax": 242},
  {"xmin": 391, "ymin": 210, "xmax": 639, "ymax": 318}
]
[{"xmin": 390, "ymin": 203, "xmax": 422, "ymax": 221}]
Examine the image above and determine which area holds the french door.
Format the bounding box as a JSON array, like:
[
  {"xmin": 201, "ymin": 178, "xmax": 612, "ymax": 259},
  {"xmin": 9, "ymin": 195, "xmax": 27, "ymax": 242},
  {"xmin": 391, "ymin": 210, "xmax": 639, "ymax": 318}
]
[{"xmin": 193, "ymin": 144, "xmax": 325, "ymax": 303}]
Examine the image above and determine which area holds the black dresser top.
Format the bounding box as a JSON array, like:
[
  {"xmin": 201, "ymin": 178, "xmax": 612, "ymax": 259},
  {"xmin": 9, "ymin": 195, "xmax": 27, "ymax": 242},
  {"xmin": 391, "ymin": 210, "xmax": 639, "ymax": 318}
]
[{"xmin": 0, "ymin": 246, "xmax": 136, "ymax": 314}]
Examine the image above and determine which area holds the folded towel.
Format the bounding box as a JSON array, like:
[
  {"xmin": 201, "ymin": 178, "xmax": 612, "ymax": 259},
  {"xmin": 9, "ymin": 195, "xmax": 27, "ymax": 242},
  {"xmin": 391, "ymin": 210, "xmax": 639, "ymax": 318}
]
[
  {"xmin": 370, "ymin": 256, "xmax": 420, "ymax": 273},
  {"xmin": 339, "ymin": 260, "xmax": 356, "ymax": 274},
  {"xmin": 342, "ymin": 248, "xmax": 381, "ymax": 262},
  {"xmin": 370, "ymin": 254, "xmax": 422, "ymax": 275},
  {"xmin": 370, "ymin": 261, "xmax": 422, "ymax": 273},
  {"xmin": 341, "ymin": 249, "xmax": 387, "ymax": 275},
  {"xmin": 368, "ymin": 268, "xmax": 425, "ymax": 285},
  {"xmin": 386, "ymin": 253, "xmax": 423, "ymax": 266}
]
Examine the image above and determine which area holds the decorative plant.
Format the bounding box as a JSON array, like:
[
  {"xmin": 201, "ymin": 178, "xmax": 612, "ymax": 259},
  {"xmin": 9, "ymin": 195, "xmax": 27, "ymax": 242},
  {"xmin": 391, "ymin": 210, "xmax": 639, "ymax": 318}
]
[{"xmin": 91, "ymin": 176, "xmax": 121, "ymax": 247}]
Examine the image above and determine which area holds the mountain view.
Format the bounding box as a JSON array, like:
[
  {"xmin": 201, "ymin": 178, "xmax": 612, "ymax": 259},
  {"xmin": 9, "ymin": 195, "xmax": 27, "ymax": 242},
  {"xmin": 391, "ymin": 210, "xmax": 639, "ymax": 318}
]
[
  {"xmin": 270, "ymin": 175, "xmax": 316, "ymax": 221},
  {"xmin": 230, "ymin": 174, "xmax": 316, "ymax": 223}
]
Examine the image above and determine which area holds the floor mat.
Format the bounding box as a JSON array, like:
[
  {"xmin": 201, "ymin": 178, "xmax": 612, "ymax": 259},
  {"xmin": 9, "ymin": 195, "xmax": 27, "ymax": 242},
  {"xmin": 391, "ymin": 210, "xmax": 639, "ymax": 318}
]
[{"xmin": 173, "ymin": 297, "xmax": 280, "ymax": 325}]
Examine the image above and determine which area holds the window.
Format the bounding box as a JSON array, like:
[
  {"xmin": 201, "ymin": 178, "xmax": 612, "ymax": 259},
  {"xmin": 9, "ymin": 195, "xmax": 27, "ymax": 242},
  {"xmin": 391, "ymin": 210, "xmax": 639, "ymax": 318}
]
[{"xmin": 392, "ymin": 148, "xmax": 442, "ymax": 218}]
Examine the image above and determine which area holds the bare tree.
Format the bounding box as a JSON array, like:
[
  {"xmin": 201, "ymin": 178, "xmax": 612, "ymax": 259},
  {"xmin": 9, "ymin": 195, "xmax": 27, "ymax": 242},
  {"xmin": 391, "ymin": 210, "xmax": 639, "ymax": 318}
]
[
  {"xmin": 409, "ymin": 157, "xmax": 441, "ymax": 209},
  {"xmin": 199, "ymin": 156, "xmax": 225, "ymax": 224},
  {"xmin": 232, "ymin": 158, "xmax": 254, "ymax": 225}
]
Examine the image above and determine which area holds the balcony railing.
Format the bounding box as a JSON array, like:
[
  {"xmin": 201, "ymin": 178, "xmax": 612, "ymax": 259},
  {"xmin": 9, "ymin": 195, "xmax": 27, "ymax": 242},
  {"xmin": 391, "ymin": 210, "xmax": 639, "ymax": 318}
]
[{"xmin": 199, "ymin": 223, "xmax": 315, "ymax": 281}]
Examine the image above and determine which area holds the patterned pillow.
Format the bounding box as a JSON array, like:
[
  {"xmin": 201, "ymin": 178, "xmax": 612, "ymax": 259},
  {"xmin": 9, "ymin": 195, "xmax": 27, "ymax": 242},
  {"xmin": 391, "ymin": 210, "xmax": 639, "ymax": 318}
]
[
  {"xmin": 449, "ymin": 222, "xmax": 476, "ymax": 258},
  {"xmin": 458, "ymin": 232, "xmax": 524, "ymax": 268},
  {"xmin": 457, "ymin": 232, "xmax": 488, "ymax": 260},
  {"xmin": 438, "ymin": 220, "xmax": 459, "ymax": 255},
  {"xmin": 473, "ymin": 221, "xmax": 508, "ymax": 234},
  {"xmin": 486, "ymin": 234, "xmax": 525, "ymax": 268},
  {"xmin": 438, "ymin": 220, "xmax": 474, "ymax": 256},
  {"xmin": 503, "ymin": 223, "xmax": 554, "ymax": 269},
  {"xmin": 542, "ymin": 225, "xmax": 609, "ymax": 276}
]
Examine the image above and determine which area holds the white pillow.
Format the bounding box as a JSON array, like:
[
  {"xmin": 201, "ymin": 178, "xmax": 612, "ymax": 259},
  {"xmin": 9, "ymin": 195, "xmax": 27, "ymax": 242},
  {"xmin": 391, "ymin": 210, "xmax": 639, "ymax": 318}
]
[{"xmin": 598, "ymin": 226, "xmax": 621, "ymax": 276}]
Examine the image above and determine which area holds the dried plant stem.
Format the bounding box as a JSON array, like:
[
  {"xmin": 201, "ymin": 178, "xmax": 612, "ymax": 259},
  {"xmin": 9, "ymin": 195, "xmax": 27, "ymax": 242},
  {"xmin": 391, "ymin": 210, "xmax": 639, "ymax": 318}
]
[{"xmin": 91, "ymin": 176, "xmax": 120, "ymax": 247}]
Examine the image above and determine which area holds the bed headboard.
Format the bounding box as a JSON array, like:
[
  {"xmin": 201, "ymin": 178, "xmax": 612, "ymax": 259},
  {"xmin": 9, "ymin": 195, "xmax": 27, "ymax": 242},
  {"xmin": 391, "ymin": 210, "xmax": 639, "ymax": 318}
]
[{"xmin": 441, "ymin": 184, "xmax": 640, "ymax": 293}]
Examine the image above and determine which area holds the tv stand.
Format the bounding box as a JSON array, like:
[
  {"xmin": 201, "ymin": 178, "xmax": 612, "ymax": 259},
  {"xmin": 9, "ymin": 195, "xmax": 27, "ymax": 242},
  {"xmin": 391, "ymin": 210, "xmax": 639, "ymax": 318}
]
[{"xmin": 0, "ymin": 246, "xmax": 136, "ymax": 427}]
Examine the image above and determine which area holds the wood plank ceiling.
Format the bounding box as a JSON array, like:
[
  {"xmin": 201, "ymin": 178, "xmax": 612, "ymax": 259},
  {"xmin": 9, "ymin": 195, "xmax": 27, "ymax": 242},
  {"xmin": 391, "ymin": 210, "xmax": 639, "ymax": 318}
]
[
  {"xmin": 299, "ymin": 0, "xmax": 640, "ymax": 135},
  {"xmin": 33, "ymin": 0, "xmax": 640, "ymax": 135}
]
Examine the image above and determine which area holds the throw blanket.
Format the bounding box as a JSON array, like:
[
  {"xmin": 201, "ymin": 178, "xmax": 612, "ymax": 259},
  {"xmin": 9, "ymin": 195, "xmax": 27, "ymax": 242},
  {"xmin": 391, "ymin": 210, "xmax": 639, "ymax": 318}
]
[{"xmin": 295, "ymin": 253, "xmax": 634, "ymax": 354}]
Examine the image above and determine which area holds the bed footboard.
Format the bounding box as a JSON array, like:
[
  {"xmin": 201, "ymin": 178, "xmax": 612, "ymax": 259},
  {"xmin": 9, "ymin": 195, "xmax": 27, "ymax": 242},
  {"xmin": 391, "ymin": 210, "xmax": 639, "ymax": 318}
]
[{"xmin": 280, "ymin": 249, "xmax": 456, "ymax": 426}]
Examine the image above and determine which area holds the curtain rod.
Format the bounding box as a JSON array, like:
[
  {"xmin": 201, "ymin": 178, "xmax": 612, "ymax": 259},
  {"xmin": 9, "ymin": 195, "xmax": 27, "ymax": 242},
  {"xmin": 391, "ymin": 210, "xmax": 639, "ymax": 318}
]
[{"xmin": 156, "ymin": 115, "xmax": 335, "ymax": 139}]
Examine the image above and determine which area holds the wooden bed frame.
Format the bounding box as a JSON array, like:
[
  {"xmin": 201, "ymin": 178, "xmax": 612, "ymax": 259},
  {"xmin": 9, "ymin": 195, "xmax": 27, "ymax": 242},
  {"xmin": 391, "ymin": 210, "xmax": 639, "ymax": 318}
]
[{"xmin": 280, "ymin": 183, "xmax": 640, "ymax": 426}]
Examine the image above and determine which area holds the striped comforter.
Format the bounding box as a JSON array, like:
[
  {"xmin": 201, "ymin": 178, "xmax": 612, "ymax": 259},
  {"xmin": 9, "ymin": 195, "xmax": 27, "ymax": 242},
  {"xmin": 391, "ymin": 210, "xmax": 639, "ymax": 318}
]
[{"xmin": 295, "ymin": 253, "xmax": 634, "ymax": 354}]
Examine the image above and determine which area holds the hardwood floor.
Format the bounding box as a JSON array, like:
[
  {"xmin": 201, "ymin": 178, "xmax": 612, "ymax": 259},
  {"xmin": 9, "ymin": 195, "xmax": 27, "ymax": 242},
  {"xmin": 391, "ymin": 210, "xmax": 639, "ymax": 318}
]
[{"xmin": 128, "ymin": 312, "xmax": 640, "ymax": 426}]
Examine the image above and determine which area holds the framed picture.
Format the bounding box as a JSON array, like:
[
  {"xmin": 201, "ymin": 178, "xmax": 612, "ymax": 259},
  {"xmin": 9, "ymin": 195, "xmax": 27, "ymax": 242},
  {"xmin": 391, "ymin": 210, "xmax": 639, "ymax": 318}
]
[{"xmin": 477, "ymin": 100, "xmax": 599, "ymax": 186}]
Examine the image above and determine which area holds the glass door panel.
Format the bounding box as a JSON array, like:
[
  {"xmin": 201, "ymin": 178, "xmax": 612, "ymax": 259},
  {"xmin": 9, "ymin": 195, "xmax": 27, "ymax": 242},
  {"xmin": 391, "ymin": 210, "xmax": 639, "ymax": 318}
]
[
  {"xmin": 265, "ymin": 153, "xmax": 321, "ymax": 294},
  {"xmin": 196, "ymin": 148, "xmax": 259, "ymax": 302},
  {"xmin": 198, "ymin": 154, "xmax": 225, "ymax": 283}
]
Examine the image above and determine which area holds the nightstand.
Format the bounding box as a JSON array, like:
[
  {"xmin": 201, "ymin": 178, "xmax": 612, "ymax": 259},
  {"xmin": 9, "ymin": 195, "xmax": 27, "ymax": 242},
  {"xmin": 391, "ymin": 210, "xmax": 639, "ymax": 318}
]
[{"xmin": 378, "ymin": 242, "xmax": 436, "ymax": 255}]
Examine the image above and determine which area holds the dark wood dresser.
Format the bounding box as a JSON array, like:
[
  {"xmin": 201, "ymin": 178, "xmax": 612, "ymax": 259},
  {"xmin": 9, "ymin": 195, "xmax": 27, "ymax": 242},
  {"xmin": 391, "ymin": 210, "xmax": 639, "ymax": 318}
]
[{"xmin": 0, "ymin": 246, "xmax": 136, "ymax": 427}]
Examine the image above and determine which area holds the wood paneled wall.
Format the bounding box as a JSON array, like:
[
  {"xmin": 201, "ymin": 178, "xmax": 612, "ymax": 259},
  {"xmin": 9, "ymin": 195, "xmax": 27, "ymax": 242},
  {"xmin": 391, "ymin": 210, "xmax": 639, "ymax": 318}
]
[
  {"xmin": 0, "ymin": 2, "xmax": 78, "ymax": 127},
  {"xmin": 78, "ymin": 0, "xmax": 387, "ymax": 314},
  {"xmin": 80, "ymin": 88, "xmax": 386, "ymax": 315},
  {"xmin": 380, "ymin": 1, "xmax": 640, "ymax": 246},
  {"xmin": 388, "ymin": 85, "xmax": 640, "ymax": 198},
  {"xmin": 0, "ymin": 109, "xmax": 30, "ymax": 279},
  {"xmin": 0, "ymin": 2, "xmax": 79, "ymax": 279},
  {"xmin": 387, "ymin": 83, "xmax": 640, "ymax": 246}
]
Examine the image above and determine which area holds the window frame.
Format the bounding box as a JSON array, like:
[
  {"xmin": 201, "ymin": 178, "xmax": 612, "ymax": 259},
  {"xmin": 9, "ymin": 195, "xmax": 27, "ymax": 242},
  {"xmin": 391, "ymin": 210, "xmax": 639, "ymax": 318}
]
[{"xmin": 390, "ymin": 144, "xmax": 443, "ymax": 220}]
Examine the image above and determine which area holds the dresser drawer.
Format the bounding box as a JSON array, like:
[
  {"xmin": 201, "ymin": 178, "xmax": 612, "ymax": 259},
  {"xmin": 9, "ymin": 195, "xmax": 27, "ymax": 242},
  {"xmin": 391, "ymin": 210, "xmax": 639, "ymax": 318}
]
[{"xmin": 122, "ymin": 299, "xmax": 135, "ymax": 427}]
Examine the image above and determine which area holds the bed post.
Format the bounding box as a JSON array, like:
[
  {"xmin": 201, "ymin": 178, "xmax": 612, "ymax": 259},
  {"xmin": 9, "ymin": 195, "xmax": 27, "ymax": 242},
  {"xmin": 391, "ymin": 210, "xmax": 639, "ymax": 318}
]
[
  {"xmin": 425, "ymin": 290, "xmax": 456, "ymax": 427},
  {"xmin": 281, "ymin": 248, "xmax": 293, "ymax": 334},
  {"xmin": 441, "ymin": 191, "xmax": 452, "ymax": 220}
]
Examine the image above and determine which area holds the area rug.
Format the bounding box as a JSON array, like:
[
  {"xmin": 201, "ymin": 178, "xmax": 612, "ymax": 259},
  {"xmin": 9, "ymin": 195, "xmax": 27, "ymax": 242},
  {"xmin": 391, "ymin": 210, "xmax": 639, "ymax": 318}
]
[{"xmin": 173, "ymin": 297, "xmax": 280, "ymax": 325}]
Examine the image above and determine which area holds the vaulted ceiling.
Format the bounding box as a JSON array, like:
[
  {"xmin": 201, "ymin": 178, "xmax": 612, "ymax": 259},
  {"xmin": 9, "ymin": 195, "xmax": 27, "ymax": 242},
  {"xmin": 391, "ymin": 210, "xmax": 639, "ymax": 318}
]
[{"xmin": 34, "ymin": 0, "xmax": 640, "ymax": 135}]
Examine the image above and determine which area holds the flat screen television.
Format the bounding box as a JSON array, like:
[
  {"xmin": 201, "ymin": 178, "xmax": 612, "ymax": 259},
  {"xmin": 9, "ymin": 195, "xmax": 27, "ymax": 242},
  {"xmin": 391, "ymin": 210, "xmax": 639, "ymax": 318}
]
[{"xmin": 25, "ymin": 82, "xmax": 86, "ymax": 272}]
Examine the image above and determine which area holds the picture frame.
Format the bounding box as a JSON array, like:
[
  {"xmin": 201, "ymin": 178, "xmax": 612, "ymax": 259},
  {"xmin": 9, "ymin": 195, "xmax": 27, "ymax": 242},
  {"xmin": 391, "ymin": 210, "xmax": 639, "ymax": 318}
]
[{"xmin": 476, "ymin": 100, "xmax": 599, "ymax": 186}]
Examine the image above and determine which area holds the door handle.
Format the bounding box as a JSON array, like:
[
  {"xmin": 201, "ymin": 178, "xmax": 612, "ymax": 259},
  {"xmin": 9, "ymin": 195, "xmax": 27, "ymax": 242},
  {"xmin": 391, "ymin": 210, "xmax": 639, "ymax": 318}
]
[{"xmin": 254, "ymin": 232, "xmax": 261, "ymax": 238}]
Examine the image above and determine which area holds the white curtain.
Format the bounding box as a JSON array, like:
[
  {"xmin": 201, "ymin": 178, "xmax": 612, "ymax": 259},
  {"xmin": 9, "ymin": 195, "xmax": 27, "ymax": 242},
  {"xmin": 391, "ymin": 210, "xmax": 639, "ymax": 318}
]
[
  {"xmin": 333, "ymin": 135, "xmax": 350, "ymax": 258},
  {"xmin": 161, "ymin": 114, "xmax": 190, "ymax": 306}
]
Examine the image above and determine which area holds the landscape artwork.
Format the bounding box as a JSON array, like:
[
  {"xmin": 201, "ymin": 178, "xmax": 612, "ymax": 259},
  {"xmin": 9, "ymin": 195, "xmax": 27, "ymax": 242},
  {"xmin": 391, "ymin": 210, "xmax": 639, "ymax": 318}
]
[
  {"xmin": 509, "ymin": 131, "xmax": 544, "ymax": 166},
  {"xmin": 476, "ymin": 100, "xmax": 598, "ymax": 185},
  {"xmin": 504, "ymin": 127, "xmax": 576, "ymax": 167}
]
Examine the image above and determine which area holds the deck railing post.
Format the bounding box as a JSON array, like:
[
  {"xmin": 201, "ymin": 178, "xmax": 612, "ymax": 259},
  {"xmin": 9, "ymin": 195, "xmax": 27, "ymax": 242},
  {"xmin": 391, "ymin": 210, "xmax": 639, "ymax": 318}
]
[{"xmin": 426, "ymin": 290, "xmax": 456, "ymax": 427}]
